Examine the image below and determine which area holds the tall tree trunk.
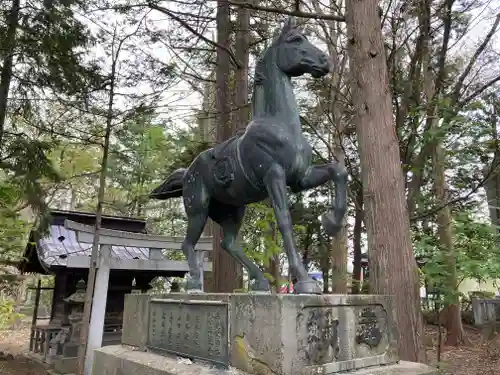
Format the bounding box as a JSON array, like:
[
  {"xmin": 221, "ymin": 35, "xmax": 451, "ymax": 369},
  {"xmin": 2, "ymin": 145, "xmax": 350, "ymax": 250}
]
[
  {"xmin": 330, "ymin": 220, "xmax": 347, "ymax": 293},
  {"xmin": 234, "ymin": 2, "xmax": 250, "ymax": 130},
  {"xmin": 199, "ymin": 52, "xmax": 217, "ymax": 293},
  {"xmin": 301, "ymin": 225, "xmax": 312, "ymax": 272},
  {"xmin": 203, "ymin": 220, "xmax": 215, "ymax": 292},
  {"xmin": 404, "ymin": 0, "xmax": 431, "ymax": 218},
  {"xmin": 329, "ymin": 86, "xmax": 348, "ymax": 294},
  {"xmin": 322, "ymin": 265, "xmax": 330, "ymax": 294},
  {"xmin": 483, "ymin": 99, "xmax": 500, "ymax": 234},
  {"xmin": 269, "ymin": 254, "xmax": 281, "ymax": 292},
  {"xmin": 213, "ymin": 0, "xmax": 243, "ymax": 292},
  {"xmin": 0, "ymin": 0, "xmax": 20, "ymax": 147},
  {"xmin": 432, "ymin": 130, "xmax": 468, "ymax": 345},
  {"xmin": 345, "ymin": 0, "xmax": 427, "ymax": 363},
  {"xmin": 262, "ymin": 220, "xmax": 281, "ymax": 292},
  {"xmin": 351, "ymin": 186, "xmax": 363, "ymax": 294},
  {"xmin": 69, "ymin": 181, "xmax": 77, "ymax": 210},
  {"xmin": 75, "ymin": 28, "xmax": 119, "ymax": 374},
  {"xmin": 416, "ymin": 0, "xmax": 467, "ymax": 345},
  {"xmin": 311, "ymin": 0, "xmax": 349, "ymax": 294}
]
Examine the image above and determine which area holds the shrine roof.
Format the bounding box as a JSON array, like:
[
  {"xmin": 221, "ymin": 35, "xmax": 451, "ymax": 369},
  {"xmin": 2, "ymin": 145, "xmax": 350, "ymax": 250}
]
[
  {"xmin": 37, "ymin": 224, "xmax": 151, "ymax": 268},
  {"xmin": 18, "ymin": 210, "xmax": 163, "ymax": 274}
]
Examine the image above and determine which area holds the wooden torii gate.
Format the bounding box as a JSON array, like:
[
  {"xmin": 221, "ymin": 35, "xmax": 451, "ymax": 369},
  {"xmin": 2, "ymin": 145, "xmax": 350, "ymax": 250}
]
[{"xmin": 64, "ymin": 220, "xmax": 213, "ymax": 375}]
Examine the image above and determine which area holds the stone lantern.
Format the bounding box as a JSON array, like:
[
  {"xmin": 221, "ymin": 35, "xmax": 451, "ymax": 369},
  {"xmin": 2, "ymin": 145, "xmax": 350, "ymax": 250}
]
[
  {"xmin": 48, "ymin": 280, "xmax": 87, "ymax": 361},
  {"xmin": 59, "ymin": 279, "xmax": 87, "ymax": 357},
  {"xmin": 64, "ymin": 279, "xmax": 86, "ymax": 324}
]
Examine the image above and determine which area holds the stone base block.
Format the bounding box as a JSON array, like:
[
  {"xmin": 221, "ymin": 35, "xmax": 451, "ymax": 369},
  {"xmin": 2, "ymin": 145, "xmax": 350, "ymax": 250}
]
[
  {"xmin": 52, "ymin": 356, "xmax": 76, "ymax": 374},
  {"xmin": 122, "ymin": 293, "xmax": 401, "ymax": 374},
  {"xmin": 93, "ymin": 345, "xmax": 241, "ymax": 375},
  {"xmin": 352, "ymin": 362, "xmax": 438, "ymax": 375},
  {"xmin": 62, "ymin": 343, "xmax": 79, "ymax": 358},
  {"xmin": 93, "ymin": 346, "xmax": 438, "ymax": 375}
]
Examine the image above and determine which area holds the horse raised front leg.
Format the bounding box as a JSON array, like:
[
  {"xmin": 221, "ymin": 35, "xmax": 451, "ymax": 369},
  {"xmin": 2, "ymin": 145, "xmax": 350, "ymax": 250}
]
[
  {"xmin": 264, "ymin": 164, "xmax": 321, "ymax": 295},
  {"xmin": 291, "ymin": 163, "xmax": 348, "ymax": 237}
]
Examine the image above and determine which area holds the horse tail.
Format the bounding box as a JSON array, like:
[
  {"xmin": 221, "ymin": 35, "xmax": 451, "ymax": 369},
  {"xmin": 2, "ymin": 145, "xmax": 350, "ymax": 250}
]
[{"xmin": 149, "ymin": 168, "xmax": 186, "ymax": 199}]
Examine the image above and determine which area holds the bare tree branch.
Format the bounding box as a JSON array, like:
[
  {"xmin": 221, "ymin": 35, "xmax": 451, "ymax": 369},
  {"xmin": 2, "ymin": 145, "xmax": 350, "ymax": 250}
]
[
  {"xmin": 148, "ymin": 2, "xmax": 242, "ymax": 68},
  {"xmin": 451, "ymin": 13, "xmax": 500, "ymax": 103},
  {"xmin": 459, "ymin": 74, "xmax": 500, "ymax": 107},
  {"xmin": 228, "ymin": 0, "xmax": 345, "ymax": 22}
]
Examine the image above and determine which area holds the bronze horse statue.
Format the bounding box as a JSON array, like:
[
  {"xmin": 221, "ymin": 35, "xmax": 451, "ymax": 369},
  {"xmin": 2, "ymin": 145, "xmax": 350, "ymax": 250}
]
[{"xmin": 150, "ymin": 18, "xmax": 347, "ymax": 294}]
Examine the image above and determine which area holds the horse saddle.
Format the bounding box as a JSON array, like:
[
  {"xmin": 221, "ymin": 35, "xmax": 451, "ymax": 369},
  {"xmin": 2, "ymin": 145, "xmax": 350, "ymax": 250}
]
[{"xmin": 209, "ymin": 133, "xmax": 243, "ymax": 188}]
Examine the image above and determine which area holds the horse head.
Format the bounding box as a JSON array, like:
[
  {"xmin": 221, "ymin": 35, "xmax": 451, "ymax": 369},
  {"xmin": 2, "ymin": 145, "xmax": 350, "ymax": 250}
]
[{"xmin": 271, "ymin": 17, "xmax": 331, "ymax": 79}]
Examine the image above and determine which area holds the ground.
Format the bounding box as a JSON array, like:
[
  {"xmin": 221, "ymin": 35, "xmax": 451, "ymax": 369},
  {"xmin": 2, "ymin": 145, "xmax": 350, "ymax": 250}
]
[
  {"xmin": 425, "ymin": 325, "xmax": 500, "ymax": 375},
  {"xmin": 0, "ymin": 327, "xmax": 48, "ymax": 375},
  {"xmin": 0, "ymin": 325, "xmax": 498, "ymax": 375}
]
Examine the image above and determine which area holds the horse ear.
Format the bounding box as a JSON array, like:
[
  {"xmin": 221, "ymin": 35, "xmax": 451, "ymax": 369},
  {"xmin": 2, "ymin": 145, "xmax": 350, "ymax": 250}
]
[{"xmin": 275, "ymin": 17, "xmax": 296, "ymax": 41}]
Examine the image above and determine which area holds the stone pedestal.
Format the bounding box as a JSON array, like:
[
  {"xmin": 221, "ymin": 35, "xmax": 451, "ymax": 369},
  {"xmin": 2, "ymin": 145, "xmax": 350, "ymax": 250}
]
[{"xmin": 115, "ymin": 293, "xmax": 436, "ymax": 375}]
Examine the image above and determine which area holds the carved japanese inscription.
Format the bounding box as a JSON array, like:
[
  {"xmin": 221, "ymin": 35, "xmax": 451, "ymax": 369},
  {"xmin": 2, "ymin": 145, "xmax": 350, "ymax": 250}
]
[
  {"xmin": 355, "ymin": 307, "xmax": 382, "ymax": 348},
  {"xmin": 147, "ymin": 299, "xmax": 229, "ymax": 367},
  {"xmin": 298, "ymin": 307, "xmax": 340, "ymax": 365}
]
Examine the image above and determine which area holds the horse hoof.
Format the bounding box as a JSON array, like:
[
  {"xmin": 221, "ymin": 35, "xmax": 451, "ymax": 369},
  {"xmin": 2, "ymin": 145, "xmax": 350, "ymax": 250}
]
[
  {"xmin": 321, "ymin": 211, "xmax": 341, "ymax": 237},
  {"xmin": 250, "ymin": 278, "xmax": 271, "ymax": 293},
  {"xmin": 294, "ymin": 279, "xmax": 322, "ymax": 295}
]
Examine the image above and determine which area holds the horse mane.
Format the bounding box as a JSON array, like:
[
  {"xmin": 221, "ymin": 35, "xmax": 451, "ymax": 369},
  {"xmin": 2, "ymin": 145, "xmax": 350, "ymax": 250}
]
[
  {"xmin": 254, "ymin": 59, "xmax": 266, "ymax": 85},
  {"xmin": 253, "ymin": 20, "xmax": 302, "ymax": 86}
]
